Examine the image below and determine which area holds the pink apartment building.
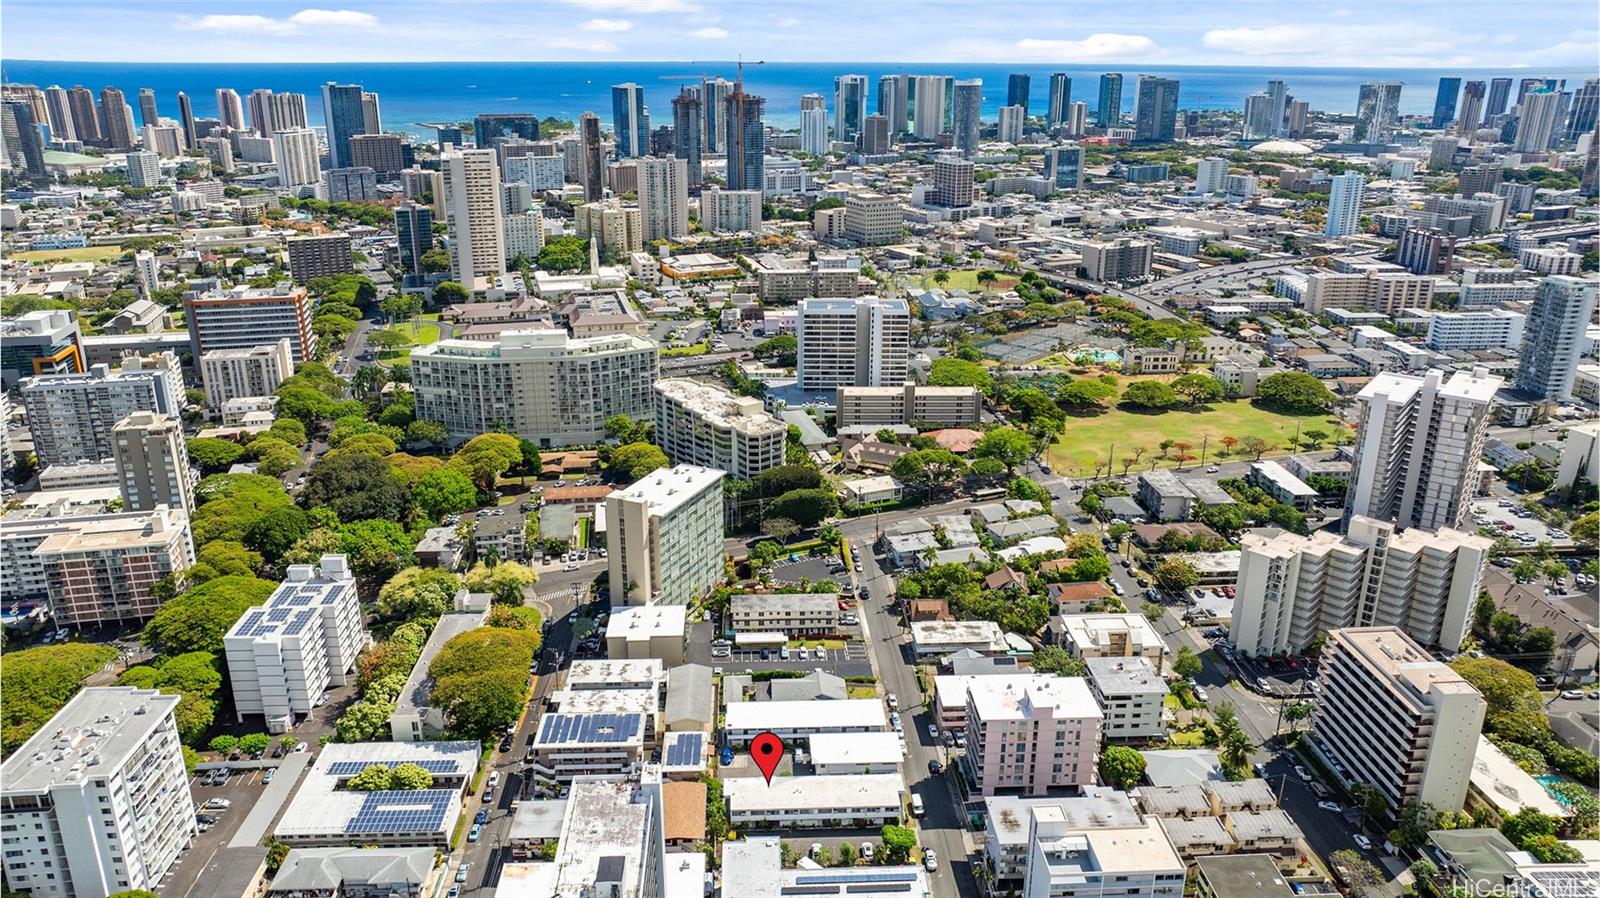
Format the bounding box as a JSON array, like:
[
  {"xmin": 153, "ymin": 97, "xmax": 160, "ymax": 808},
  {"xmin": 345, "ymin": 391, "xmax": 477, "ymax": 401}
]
[{"xmin": 962, "ymin": 675, "xmax": 1103, "ymax": 797}]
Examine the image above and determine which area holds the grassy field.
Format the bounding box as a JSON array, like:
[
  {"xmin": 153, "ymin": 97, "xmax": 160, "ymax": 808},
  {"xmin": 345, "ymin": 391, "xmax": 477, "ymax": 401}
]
[
  {"xmin": 918, "ymin": 269, "xmax": 1020, "ymax": 292},
  {"xmin": 661, "ymin": 340, "xmax": 710, "ymax": 357},
  {"xmin": 11, "ymin": 245, "xmax": 124, "ymax": 264},
  {"xmin": 375, "ymin": 321, "xmax": 441, "ymax": 365},
  {"xmin": 1047, "ymin": 397, "xmax": 1343, "ymax": 476}
]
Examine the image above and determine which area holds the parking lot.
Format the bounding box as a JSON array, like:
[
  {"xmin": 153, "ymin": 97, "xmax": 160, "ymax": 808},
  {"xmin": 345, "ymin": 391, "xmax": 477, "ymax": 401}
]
[
  {"xmin": 159, "ymin": 765, "xmax": 277, "ymax": 897},
  {"xmin": 687, "ymin": 620, "xmax": 874, "ymax": 677},
  {"xmin": 1471, "ymin": 499, "xmax": 1574, "ymax": 548},
  {"xmin": 769, "ymin": 554, "xmax": 850, "ymax": 586}
]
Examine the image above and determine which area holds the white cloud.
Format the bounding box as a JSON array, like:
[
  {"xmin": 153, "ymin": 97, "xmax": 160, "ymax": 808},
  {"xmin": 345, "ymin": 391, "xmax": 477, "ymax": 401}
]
[
  {"xmin": 1200, "ymin": 23, "xmax": 1488, "ymax": 65},
  {"xmin": 176, "ymin": 8, "xmax": 375, "ymax": 36},
  {"xmin": 286, "ymin": 9, "xmax": 377, "ymax": 27},
  {"xmin": 1492, "ymin": 34, "xmax": 1518, "ymax": 45},
  {"xmin": 547, "ymin": 35, "xmax": 618, "ymax": 52},
  {"xmin": 564, "ymin": 0, "xmax": 701, "ymax": 12},
  {"xmin": 688, "ymin": 26, "xmax": 729, "ymax": 38},
  {"xmin": 1012, "ymin": 33, "xmax": 1159, "ymax": 60},
  {"xmin": 580, "ymin": 17, "xmax": 633, "ymax": 32},
  {"xmin": 775, "ymin": 16, "xmax": 800, "ymax": 27},
  {"xmin": 176, "ymin": 14, "xmax": 298, "ymax": 35}
]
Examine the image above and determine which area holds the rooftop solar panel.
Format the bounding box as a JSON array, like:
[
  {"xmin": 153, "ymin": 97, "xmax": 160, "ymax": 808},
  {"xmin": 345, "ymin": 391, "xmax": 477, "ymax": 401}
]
[
  {"xmin": 326, "ymin": 759, "xmax": 460, "ymax": 776},
  {"xmin": 344, "ymin": 790, "xmax": 452, "ymax": 834},
  {"xmin": 665, "ymin": 732, "xmax": 704, "ymax": 767},
  {"xmin": 796, "ymin": 873, "xmax": 918, "ymax": 885}
]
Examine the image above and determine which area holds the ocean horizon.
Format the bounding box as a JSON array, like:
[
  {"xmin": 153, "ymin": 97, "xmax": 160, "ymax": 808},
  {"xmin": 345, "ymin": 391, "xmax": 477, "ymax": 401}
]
[{"xmin": 6, "ymin": 59, "xmax": 1592, "ymax": 137}]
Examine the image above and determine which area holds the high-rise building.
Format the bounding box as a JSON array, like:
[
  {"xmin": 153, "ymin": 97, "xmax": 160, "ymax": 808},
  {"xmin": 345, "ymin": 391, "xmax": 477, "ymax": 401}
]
[
  {"xmin": 610, "ymin": 83, "xmax": 647, "ymax": 159},
  {"xmin": 361, "ymin": 91, "xmax": 382, "ymax": 133},
  {"xmin": 723, "ymin": 89, "xmax": 765, "ymax": 191},
  {"xmin": 99, "ymin": 87, "xmax": 135, "ymax": 149},
  {"xmin": 701, "ymin": 76, "xmax": 732, "ymax": 153},
  {"xmin": 1431, "ymin": 76, "xmax": 1462, "ymax": 129},
  {"xmin": 575, "ymin": 199, "xmax": 642, "ymax": 254},
  {"xmin": 473, "ymin": 113, "xmax": 539, "ymax": 155},
  {"xmin": 670, "ymin": 88, "xmax": 703, "ymax": 183},
  {"xmin": 137, "ymin": 87, "xmax": 158, "ymax": 128},
  {"xmin": 214, "ymin": 87, "xmax": 244, "ymax": 131},
  {"xmin": 1564, "ymin": 78, "xmax": 1599, "ymax": 143},
  {"xmin": 66, "ymin": 86, "xmax": 100, "ymax": 143},
  {"xmin": 0, "ymin": 688, "xmax": 196, "ymax": 898},
  {"xmin": 1347, "ymin": 368, "xmax": 1501, "ymax": 531},
  {"xmin": 1286, "ymin": 98, "xmax": 1310, "ymax": 137},
  {"xmin": 141, "ymin": 124, "xmax": 181, "ymax": 157},
  {"xmin": 184, "ymin": 285, "xmax": 317, "ymax": 363},
  {"xmin": 1231, "ymin": 518, "xmax": 1492, "ymax": 657},
  {"xmin": 1096, "ymin": 73, "xmax": 1123, "ymax": 128},
  {"xmin": 246, "ymin": 88, "xmax": 272, "ymax": 137},
  {"xmin": 1065, "ymin": 102, "xmax": 1087, "ymax": 137},
  {"xmin": 1516, "ymin": 275, "xmax": 1598, "ymax": 400},
  {"xmin": 324, "ymin": 166, "xmax": 377, "ymax": 203},
  {"xmin": 1080, "ymin": 238, "xmax": 1153, "ymax": 282},
  {"xmin": 176, "ymin": 90, "xmax": 195, "ymax": 148},
  {"xmin": 20, "ymin": 354, "xmax": 184, "ymax": 466},
  {"xmin": 877, "ymin": 74, "xmax": 908, "ymax": 135},
  {"xmin": 699, "ymin": 187, "xmax": 762, "ymax": 233},
  {"xmin": 1006, "ymin": 73, "xmax": 1031, "ymax": 112},
  {"xmin": 1242, "ymin": 93, "xmax": 1274, "ymax": 140},
  {"xmin": 348, "ymin": 132, "xmax": 407, "ymax": 179},
  {"xmin": 1395, "ymin": 226, "xmax": 1453, "ymax": 275},
  {"xmin": 1308, "ymin": 627, "xmax": 1485, "ymax": 812},
  {"xmin": 442, "ymin": 148, "xmax": 506, "ymax": 287},
  {"xmin": 503, "ymin": 208, "xmax": 544, "ymax": 263},
  {"xmin": 268, "ymin": 90, "xmax": 309, "ymax": 133},
  {"xmin": 111, "ymin": 412, "xmax": 193, "ymax": 515},
  {"xmin": 271, "ymin": 127, "xmax": 320, "ymax": 188},
  {"xmin": 320, "ymin": 82, "xmax": 367, "ymax": 170},
  {"xmin": 800, "ymin": 106, "xmax": 829, "ymax": 155},
  {"xmin": 579, "ymin": 111, "xmax": 604, "ymax": 201},
  {"xmin": 997, "ymin": 105, "xmax": 1024, "ymax": 144},
  {"xmin": 800, "ymin": 92, "xmax": 825, "ymax": 112},
  {"xmin": 1355, "ymin": 81, "xmax": 1402, "ymax": 142},
  {"xmin": 843, "ymin": 191, "xmax": 899, "ymax": 245},
  {"xmin": 1456, "ymin": 81, "xmax": 1486, "ymax": 137},
  {"xmin": 43, "ymin": 84, "xmax": 75, "ymax": 141},
  {"xmin": 133, "ymin": 250, "xmax": 160, "ymax": 300},
  {"xmin": 200, "ymin": 339, "xmax": 295, "ymax": 409},
  {"xmin": 962, "ymin": 674, "xmax": 1101, "ymax": 796},
  {"xmin": 2, "ymin": 100, "xmax": 47, "ymax": 181},
  {"xmin": 1046, "ymin": 73, "xmax": 1071, "ymax": 128},
  {"xmin": 1266, "ymin": 79, "xmax": 1289, "ymax": 136},
  {"xmin": 1324, "ymin": 171, "xmax": 1365, "ymax": 237},
  {"xmin": 1133, "ymin": 75, "xmax": 1179, "ymax": 141},
  {"xmin": 860, "ymin": 114, "xmax": 891, "ymax": 155},
  {"xmin": 2, "ymin": 310, "xmax": 85, "ymax": 387},
  {"xmin": 1043, "ymin": 144, "xmax": 1083, "ymax": 191},
  {"xmin": 952, "ymin": 79, "xmax": 983, "ymax": 156},
  {"xmin": 653, "ymin": 379, "xmax": 786, "ymax": 481},
  {"xmin": 638, "ymin": 156, "xmax": 688, "ymax": 241},
  {"xmin": 797, "ymin": 296, "xmax": 910, "ymax": 390},
  {"xmin": 286, "ymin": 232, "xmax": 354, "ymax": 283},
  {"xmin": 411, "ymin": 329, "xmax": 658, "ymax": 447},
  {"xmin": 931, "ymin": 155, "xmax": 975, "ymax": 207},
  {"xmin": 1484, "ymin": 77, "xmax": 1513, "ymax": 122},
  {"xmin": 199, "ymin": 135, "xmax": 235, "ymax": 173},
  {"xmin": 1193, "ymin": 157, "xmax": 1226, "ymax": 194},
  {"xmin": 910, "ymin": 75, "xmax": 949, "ymax": 139},
  {"xmin": 2, "ymin": 504, "xmax": 195, "ymax": 626},
  {"xmin": 224, "ymin": 555, "xmax": 365, "ymax": 733},
  {"xmin": 607, "ymin": 464, "xmax": 724, "ymax": 606},
  {"xmin": 124, "ymin": 149, "xmax": 160, "ymax": 187},
  {"xmin": 834, "ymin": 74, "xmax": 867, "ymax": 142},
  {"xmin": 1514, "ymin": 89, "xmax": 1562, "ymax": 152},
  {"xmin": 394, "ymin": 203, "xmax": 434, "ymax": 276}
]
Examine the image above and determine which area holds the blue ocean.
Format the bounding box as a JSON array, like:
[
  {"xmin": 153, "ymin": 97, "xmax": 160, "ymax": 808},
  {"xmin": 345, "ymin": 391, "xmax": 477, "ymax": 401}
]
[{"xmin": 5, "ymin": 60, "xmax": 1592, "ymax": 136}]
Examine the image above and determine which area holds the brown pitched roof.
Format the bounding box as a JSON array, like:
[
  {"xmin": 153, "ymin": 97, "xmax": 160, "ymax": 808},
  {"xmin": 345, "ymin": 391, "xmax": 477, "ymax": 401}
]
[
  {"xmin": 925, "ymin": 429, "xmax": 984, "ymax": 453},
  {"xmin": 984, "ymin": 567, "xmax": 1027, "ymax": 591},
  {"xmin": 542, "ymin": 485, "xmax": 614, "ymax": 503},
  {"xmin": 909, "ymin": 598, "xmax": 953, "ymax": 622},
  {"xmin": 1048, "ymin": 581, "xmax": 1116, "ymax": 605},
  {"xmin": 662, "ymin": 780, "xmax": 708, "ymax": 842},
  {"xmin": 1038, "ymin": 558, "xmax": 1076, "ymax": 573}
]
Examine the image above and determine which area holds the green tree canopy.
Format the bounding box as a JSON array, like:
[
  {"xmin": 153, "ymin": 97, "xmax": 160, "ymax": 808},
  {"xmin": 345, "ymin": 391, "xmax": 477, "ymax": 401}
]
[
  {"xmin": 1170, "ymin": 373, "xmax": 1226, "ymax": 406},
  {"xmin": 142, "ymin": 576, "xmax": 276, "ymax": 657},
  {"xmin": 465, "ymin": 561, "xmax": 540, "ymax": 605},
  {"xmin": 609, "ymin": 442, "xmax": 670, "ymax": 481},
  {"xmin": 186, "ymin": 437, "xmax": 247, "ymax": 473},
  {"xmin": 1098, "ymin": 745, "xmax": 1148, "ymax": 790},
  {"xmin": 1255, "ymin": 372, "xmax": 1335, "ymax": 412},
  {"xmin": 768, "ymin": 488, "xmax": 839, "ymax": 528},
  {"xmin": 412, "ymin": 466, "xmax": 478, "ymax": 520},
  {"xmin": 2, "ymin": 643, "xmax": 118, "ymax": 753},
  {"xmin": 302, "ymin": 452, "xmax": 411, "ymax": 523},
  {"xmin": 450, "ymin": 433, "xmax": 523, "ymax": 492},
  {"xmin": 376, "ymin": 566, "xmax": 463, "ymax": 622},
  {"xmin": 927, "ymin": 358, "xmax": 993, "ymax": 393},
  {"xmin": 1120, "ymin": 380, "xmax": 1180, "ymax": 409}
]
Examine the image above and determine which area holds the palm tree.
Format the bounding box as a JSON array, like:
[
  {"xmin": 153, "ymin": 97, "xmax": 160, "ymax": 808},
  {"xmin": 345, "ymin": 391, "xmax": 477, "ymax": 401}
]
[{"xmin": 932, "ymin": 270, "xmax": 950, "ymax": 287}]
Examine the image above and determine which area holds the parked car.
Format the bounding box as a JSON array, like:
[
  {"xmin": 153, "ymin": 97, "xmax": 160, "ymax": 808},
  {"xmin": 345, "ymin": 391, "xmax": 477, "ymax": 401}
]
[
  {"xmin": 861, "ymin": 843, "xmax": 875, "ymax": 861},
  {"xmin": 292, "ymin": 741, "xmax": 308, "ymax": 753},
  {"xmin": 475, "ymin": 809, "xmax": 489, "ymax": 825},
  {"xmin": 468, "ymin": 824, "xmax": 482, "ymax": 842},
  {"xmin": 263, "ymin": 768, "xmax": 274, "ymax": 784},
  {"xmin": 1294, "ymin": 765, "xmax": 1313, "ymax": 782},
  {"xmin": 1353, "ymin": 835, "xmax": 1373, "ymax": 850},
  {"xmin": 1318, "ymin": 801, "xmax": 1342, "ymax": 812},
  {"xmin": 924, "ymin": 850, "xmax": 938, "ymax": 872},
  {"xmin": 928, "ymin": 760, "xmax": 942, "ymax": 775}
]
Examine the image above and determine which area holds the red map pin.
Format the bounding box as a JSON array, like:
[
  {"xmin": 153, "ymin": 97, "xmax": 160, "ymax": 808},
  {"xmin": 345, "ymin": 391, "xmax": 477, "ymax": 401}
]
[{"xmin": 750, "ymin": 731, "xmax": 784, "ymax": 785}]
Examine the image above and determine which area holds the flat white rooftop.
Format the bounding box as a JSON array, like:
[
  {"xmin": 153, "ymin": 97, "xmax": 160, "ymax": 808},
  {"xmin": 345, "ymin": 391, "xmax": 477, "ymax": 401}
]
[
  {"xmin": 0, "ymin": 687, "xmax": 181, "ymax": 795},
  {"xmin": 610, "ymin": 464, "xmax": 724, "ymax": 517},
  {"xmin": 724, "ymin": 773, "xmax": 904, "ymax": 814},
  {"xmin": 965, "ymin": 675, "xmax": 1103, "ymax": 723},
  {"xmin": 807, "ymin": 732, "xmax": 904, "ymax": 767},
  {"xmin": 723, "ymin": 699, "xmax": 886, "ymax": 733}
]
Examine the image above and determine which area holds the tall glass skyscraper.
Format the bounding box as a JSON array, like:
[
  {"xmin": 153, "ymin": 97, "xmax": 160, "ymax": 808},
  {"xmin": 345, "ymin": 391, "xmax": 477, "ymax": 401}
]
[
  {"xmin": 321, "ymin": 82, "xmax": 368, "ymax": 170},
  {"xmin": 671, "ymin": 87, "xmax": 703, "ymax": 184},
  {"xmin": 1046, "ymin": 74, "xmax": 1071, "ymax": 128},
  {"xmin": 611, "ymin": 83, "xmax": 647, "ymax": 158},
  {"xmin": 723, "ymin": 90, "xmax": 765, "ymax": 191},
  {"xmin": 952, "ymin": 80, "xmax": 983, "ymax": 156},
  {"xmin": 1431, "ymin": 77, "xmax": 1462, "ymax": 129},
  {"xmin": 1007, "ymin": 74, "xmax": 1031, "ymax": 111},
  {"xmin": 1134, "ymin": 75, "xmax": 1179, "ymax": 142},
  {"xmin": 1097, "ymin": 74, "xmax": 1123, "ymax": 128},
  {"xmin": 833, "ymin": 74, "xmax": 867, "ymax": 142}
]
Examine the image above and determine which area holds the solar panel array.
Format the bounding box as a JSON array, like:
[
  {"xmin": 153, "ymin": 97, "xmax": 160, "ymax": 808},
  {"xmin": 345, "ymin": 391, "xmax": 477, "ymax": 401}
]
[
  {"xmin": 344, "ymin": 790, "xmax": 453, "ymax": 834},
  {"xmin": 538, "ymin": 713, "xmax": 643, "ymax": 744},
  {"xmin": 664, "ymin": 732, "xmax": 704, "ymax": 767},
  {"xmin": 327, "ymin": 759, "xmax": 461, "ymax": 776},
  {"xmin": 795, "ymin": 873, "xmax": 918, "ymax": 886}
]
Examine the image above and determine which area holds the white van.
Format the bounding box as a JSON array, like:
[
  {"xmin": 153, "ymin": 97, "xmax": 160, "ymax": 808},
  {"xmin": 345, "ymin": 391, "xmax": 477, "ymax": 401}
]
[{"xmin": 910, "ymin": 795, "xmax": 925, "ymax": 817}]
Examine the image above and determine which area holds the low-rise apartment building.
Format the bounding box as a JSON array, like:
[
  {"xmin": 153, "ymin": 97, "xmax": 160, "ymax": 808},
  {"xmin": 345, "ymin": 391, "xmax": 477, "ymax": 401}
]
[
  {"xmin": 1055, "ymin": 614, "xmax": 1170, "ymax": 673},
  {"xmin": 1301, "ymin": 270, "xmax": 1434, "ymax": 314},
  {"xmin": 1085, "ymin": 657, "xmax": 1168, "ymax": 742},
  {"xmin": 200, "ymin": 339, "xmax": 295, "ymax": 410},
  {"xmin": 730, "ymin": 592, "xmax": 840, "ymax": 636},
  {"xmin": 724, "ymin": 774, "xmax": 904, "ymax": 828},
  {"xmin": 835, "ymin": 383, "xmax": 982, "ymax": 428},
  {"xmin": 1024, "ymin": 814, "xmax": 1186, "ymax": 898},
  {"xmin": 1308, "ymin": 627, "xmax": 1485, "ymax": 812}
]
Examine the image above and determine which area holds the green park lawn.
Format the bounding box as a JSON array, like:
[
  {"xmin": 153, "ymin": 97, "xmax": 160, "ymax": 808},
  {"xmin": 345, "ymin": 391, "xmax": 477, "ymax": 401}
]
[
  {"xmin": 11, "ymin": 245, "xmax": 124, "ymax": 264},
  {"xmin": 919, "ymin": 269, "xmax": 1020, "ymax": 292},
  {"xmin": 1047, "ymin": 398, "xmax": 1343, "ymax": 477},
  {"xmin": 375, "ymin": 321, "xmax": 441, "ymax": 365}
]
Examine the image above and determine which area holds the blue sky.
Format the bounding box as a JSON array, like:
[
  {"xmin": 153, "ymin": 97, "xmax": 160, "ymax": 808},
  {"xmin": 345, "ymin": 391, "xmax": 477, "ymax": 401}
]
[{"xmin": 4, "ymin": 0, "xmax": 1598, "ymax": 67}]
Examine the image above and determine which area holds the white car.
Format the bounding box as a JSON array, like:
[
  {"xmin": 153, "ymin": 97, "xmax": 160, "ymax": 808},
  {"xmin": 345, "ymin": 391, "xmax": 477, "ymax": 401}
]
[
  {"xmin": 924, "ymin": 850, "xmax": 939, "ymax": 872},
  {"xmin": 1353, "ymin": 835, "xmax": 1373, "ymax": 850},
  {"xmin": 1318, "ymin": 801, "xmax": 1342, "ymax": 812},
  {"xmin": 861, "ymin": 843, "xmax": 875, "ymax": 861},
  {"xmin": 1294, "ymin": 765, "xmax": 1312, "ymax": 782}
]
